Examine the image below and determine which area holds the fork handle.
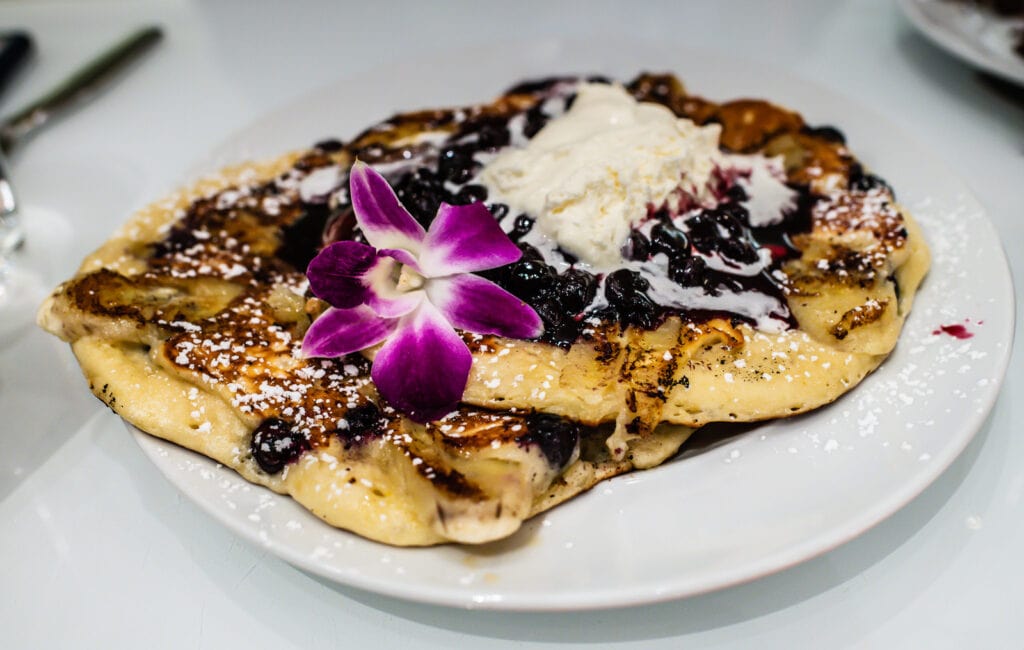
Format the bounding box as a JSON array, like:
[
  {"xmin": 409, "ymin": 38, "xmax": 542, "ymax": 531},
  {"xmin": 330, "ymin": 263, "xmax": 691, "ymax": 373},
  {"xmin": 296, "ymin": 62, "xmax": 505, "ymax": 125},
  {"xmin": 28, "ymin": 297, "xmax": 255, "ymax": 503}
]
[
  {"xmin": 0, "ymin": 26, "xmax": 161, "ymax": 153},
  {"xmin": 0, "ymin": 32, "xmax": 33, "ymax": 102},
  {"xmin": 0, "ymin": 150, "xmax": 24, "ymax": 255}
]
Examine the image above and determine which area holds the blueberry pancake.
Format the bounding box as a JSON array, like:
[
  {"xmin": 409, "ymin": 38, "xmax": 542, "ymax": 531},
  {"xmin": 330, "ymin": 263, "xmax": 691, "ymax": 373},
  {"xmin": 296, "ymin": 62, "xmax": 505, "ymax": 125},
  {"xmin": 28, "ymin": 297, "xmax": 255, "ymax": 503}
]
[{"xmin": 38, "ymin": 73, "xmax": 928, "ymax": 545}]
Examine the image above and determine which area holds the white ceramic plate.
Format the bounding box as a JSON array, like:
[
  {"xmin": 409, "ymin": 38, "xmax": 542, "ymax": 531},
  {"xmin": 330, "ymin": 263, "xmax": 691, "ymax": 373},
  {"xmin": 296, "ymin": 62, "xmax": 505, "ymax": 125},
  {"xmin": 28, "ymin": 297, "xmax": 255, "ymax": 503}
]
[
  {"xmin": 131, "ymin": 40, "xmax": 1015, "ymax": 611},
  {"xmin": 901, "ymin": 0, "xmax": 1024, "ymax": 85}
]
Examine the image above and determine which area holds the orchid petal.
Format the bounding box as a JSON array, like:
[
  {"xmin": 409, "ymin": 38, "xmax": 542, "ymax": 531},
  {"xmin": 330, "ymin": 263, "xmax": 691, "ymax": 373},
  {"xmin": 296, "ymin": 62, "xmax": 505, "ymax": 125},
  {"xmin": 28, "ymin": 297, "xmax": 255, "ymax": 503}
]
[
  {"xmin": 427, "ymin": 274, "xmax": 544, "ymax": 339},
  {"xmin": 349, "ymin": 161, "xmax": 426, "ymax": 253},
  {"xmin": 371, "ymin": 301, "xmax": 471, "ymax": 423},
  {"xmin": 301, "ymin": 306, "xmax": 395, "ymax": 358},
  {"xmin": 417, "ymin": 202, "xmax": 523, "ymax": 276},
  {"xmin": 306, "ymin": 241, "xmax": 381, "ymax": 308},
  {"xmin": 366, "ymin": 288, "xmax": 425, "ymax": 319},
  {"xmin": 378, "ymin": 247, "xmax": 421, "ymax": 272}
]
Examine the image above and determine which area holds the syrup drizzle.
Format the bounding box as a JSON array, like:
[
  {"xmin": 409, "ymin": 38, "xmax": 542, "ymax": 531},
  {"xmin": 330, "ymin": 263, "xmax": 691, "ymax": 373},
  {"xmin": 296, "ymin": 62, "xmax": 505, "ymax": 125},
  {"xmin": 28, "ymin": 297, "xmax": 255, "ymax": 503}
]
[{"xmin": 933, "ymin": 323, "xmax": 974, "ymax": 340}]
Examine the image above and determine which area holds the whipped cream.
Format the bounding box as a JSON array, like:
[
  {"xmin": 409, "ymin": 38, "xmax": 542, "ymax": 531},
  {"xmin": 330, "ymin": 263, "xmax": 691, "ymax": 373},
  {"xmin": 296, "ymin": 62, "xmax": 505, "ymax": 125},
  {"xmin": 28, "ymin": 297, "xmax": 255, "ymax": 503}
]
[{"xmin": 481, "ymin": 83, "xmax": 723, "ymax": 268}]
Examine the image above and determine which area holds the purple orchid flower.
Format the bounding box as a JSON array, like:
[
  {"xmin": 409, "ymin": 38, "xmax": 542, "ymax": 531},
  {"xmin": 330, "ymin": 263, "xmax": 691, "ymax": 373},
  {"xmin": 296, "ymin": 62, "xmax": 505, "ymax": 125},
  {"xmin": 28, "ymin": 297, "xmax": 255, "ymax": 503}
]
[{"xmin": 301, "ymin": 161, "xmax": 543, "ymax": 422}]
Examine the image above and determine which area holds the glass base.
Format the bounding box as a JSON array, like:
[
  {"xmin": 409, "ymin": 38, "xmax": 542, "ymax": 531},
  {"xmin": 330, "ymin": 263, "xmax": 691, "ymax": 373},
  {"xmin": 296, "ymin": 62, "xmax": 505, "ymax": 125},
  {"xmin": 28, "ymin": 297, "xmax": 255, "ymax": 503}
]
[{"xmin": 0, "ymin": 211, "xmax": 24, "ymax": 257}]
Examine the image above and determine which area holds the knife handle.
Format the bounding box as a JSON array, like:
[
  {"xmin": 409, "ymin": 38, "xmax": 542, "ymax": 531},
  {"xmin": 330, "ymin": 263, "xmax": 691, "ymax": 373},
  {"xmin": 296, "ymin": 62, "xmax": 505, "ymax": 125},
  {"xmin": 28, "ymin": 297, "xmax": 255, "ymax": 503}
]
[
  {"xmin": 0, "ymin": 31, "xmax": 33, "ymax": 101},
  {"xmin": 0, "ymin": 26, "xmax": 161, "ymax": 153}
]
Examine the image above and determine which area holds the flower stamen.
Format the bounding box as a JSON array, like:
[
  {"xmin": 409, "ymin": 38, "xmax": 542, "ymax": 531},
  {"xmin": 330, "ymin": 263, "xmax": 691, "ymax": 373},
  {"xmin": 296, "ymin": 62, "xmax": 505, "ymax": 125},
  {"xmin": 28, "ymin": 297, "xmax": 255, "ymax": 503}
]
[{"xmin": 396, "ymin": 266, "xmax": 425, "ymax": 292}]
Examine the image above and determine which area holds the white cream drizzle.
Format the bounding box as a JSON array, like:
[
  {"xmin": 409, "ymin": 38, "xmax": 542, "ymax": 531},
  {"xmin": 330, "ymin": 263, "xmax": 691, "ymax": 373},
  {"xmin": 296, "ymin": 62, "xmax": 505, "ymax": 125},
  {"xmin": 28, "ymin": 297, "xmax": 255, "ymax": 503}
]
[
  {"xmin": 299, "ymin": 166, "xmax": 344, "ymax": 203},
  {"xmin": 723, "ymin": 153, "xmax": 797, "ymax": 227}
]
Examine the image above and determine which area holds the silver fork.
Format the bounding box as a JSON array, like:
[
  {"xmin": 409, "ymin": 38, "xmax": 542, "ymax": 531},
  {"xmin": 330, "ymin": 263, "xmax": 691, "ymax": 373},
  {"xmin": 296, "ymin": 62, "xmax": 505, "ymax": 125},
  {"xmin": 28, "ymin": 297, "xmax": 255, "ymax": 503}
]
[{"xmin": 0, "ymin": 152, "xmax": 19, "ymax": 255}]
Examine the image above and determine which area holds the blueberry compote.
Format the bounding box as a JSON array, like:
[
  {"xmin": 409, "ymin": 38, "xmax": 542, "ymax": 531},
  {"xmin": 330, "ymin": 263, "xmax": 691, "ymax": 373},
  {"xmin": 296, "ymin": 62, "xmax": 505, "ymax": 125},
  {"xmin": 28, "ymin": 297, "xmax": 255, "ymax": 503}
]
[
  {"xmin": 483, "ymin": 251, "xmax": 600, "ymax": 347},
  {"xmin": 313, "ymin": 76, "xmax": 823, "ymax": 349}
]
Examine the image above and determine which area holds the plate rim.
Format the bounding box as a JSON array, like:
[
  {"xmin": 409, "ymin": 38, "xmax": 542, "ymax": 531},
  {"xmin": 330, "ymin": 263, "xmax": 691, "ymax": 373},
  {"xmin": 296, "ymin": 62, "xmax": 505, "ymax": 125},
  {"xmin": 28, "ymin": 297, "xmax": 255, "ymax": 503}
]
[{"xmin": 900, "ymin": 0, "xmax": 1024, "ymax": 86}]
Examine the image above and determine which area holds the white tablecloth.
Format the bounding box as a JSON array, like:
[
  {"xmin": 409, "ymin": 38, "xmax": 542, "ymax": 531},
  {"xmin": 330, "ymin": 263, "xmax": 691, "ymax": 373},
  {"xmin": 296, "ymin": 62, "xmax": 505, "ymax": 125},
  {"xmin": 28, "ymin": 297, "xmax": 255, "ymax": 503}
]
[{"xmin": 1, "ymin": 1, "xmax": 1021, "ymax": 647}]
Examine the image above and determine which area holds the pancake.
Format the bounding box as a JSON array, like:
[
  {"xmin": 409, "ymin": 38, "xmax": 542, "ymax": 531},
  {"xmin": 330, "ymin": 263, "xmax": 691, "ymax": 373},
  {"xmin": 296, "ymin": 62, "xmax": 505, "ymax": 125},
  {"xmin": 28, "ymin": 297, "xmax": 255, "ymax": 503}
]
[{"xmin": 38, "ymin": 73, "xmax": 928, "ymax": 545}]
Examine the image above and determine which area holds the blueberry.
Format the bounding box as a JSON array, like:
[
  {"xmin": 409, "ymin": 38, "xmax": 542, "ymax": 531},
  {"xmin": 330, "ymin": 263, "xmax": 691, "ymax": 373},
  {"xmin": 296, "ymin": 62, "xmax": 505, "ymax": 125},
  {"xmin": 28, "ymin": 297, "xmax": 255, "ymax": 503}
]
[
  {"xmin": 455, "ymin": 184, "xmax": 488, "ymax": 205},
  {"xmin": 605, "ymin": 268, "xmax": 648, "ymax": 303},
  {"xmin": 533, "ymin": 299, "xmax": 578, "ymax": 347},
  {"xmin": 475, "ymin": 120, "xmax": 510, "ymax": 149},
  {"xmin": 716, "ymin": 203, "xmax": 751, "ymax": 228},
  {"xmin": 684, "ymin": 212, "xmax": 718, "ymax": 249},
  {"xmin": 553, "ymin": 268, "xmax": 597, "ymax": 314},
  {"xmin": 669, "ymin": 255, "xmax": 711, "ymax": 290},
  {"xmin": 393, "ymin": 169, "xmax": 451, "ymax": 226},
  {"xmin": 721, "ymin": 238, "xmax": 759, "ymax": 264},
  {"xmin": 438, "ymin": 146, "xmax": 478, "ymax": 184},
  {"xmin": 684, "ymin": 208, "xmax": 757, "ymax": 263},
  {"xmin": 623, "ymin": 230, "xmax": 651, "ymax": 261},
  {"xmin": 604, "ymin": 269, "xmax": 661, "ymax": 328},
  {"xmin": 250, "ymin": 418, "xmax": 310, "ymax": 474},
  {"xmin": 340, "ymin": 403, "xmax": 383, "ymax": 439},
  {"xmin": 650, "ymin": 223, "xmax": 690, "ymax": 260},
  {"xmin": 523, "ymin": 104, "xmax": 549, "ymax": 139},
  {"xmin": 510, "ymin": 214, "xmax": 534, "ymax": 241},
  {"xmin": 505, "ymin": 260, "xmax": 557, "ymax": 299},
  {"xmin": 586, "ymin": 305, "xmax": 620, "ymax": 326},
  {"xmin": 454, "ymin": 115, "xmax": 510, "ymax": 150},
  {"xmin": 521, "ymin": 414, "xmax": 580, "ymax": 469},
  {"xmin": 521, "ymin": 266, "xmax": 597, "ymax": 346},
  {"xmin": 725, "ymin": 183, "xmax": 748, "ymax": 203},
  {"xmin": 848, "ymin": 163, "xmax": 892, "ymax": 194},
  {"xmin": 155, "ymin": 222, "xmax": 200, "ymax": 256}
]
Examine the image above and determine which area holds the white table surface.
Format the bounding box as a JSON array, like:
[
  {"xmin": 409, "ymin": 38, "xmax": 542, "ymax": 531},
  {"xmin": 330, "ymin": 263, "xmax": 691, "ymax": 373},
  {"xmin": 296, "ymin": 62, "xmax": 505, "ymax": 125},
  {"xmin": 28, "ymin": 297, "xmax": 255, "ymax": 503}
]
[{"xmin": 1, "ymin": 1, "xmax": 1021, "ymax": 647}]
